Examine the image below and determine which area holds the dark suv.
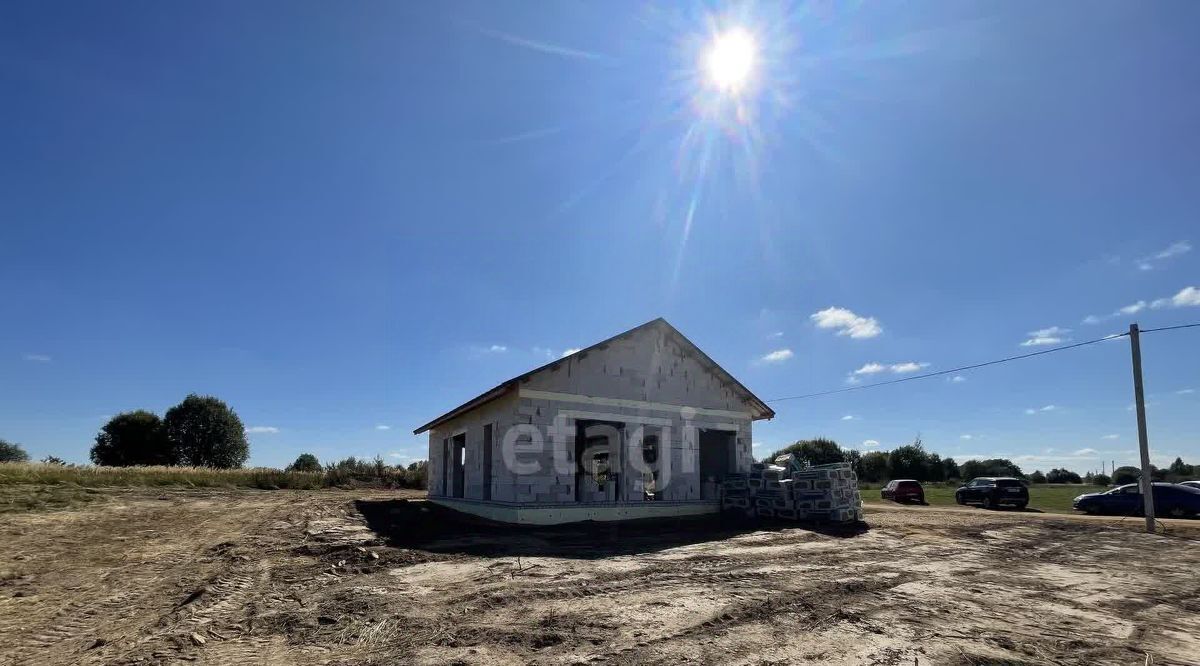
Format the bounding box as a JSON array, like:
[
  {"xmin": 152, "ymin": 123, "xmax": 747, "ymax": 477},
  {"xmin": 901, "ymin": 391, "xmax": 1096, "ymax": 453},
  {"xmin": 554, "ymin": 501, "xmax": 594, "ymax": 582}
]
[{"xmin": 955, "ymin": 477, "xmax": 1028, "ymax": 510}]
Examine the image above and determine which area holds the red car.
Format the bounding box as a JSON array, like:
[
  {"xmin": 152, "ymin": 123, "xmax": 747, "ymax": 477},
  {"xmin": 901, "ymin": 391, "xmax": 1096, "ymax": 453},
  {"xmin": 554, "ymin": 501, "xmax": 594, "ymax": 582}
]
[{"xmin": 881, "ymin": 479, "xmax": 926, "ymax": 504}]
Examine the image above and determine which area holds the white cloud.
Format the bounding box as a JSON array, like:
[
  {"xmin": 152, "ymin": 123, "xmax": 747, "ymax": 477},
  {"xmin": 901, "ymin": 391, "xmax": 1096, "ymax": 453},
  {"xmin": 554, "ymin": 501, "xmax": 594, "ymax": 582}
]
[
  {"xmin": 1021, "ymin": 336, "xmax": 1063, "ymax": 347},
  {"xmin": 845, "ymin": 376, "xmax": 862, "ymax": 385},
  {"xmin": 532, "ymin": 346, "xmax": 555, "ymax": 359},
  {"xmin": 889, "ymin": 361, "xmax": 929, "ymax": 374},
  {"xmin": 1119, "ymin": 301, "xmax": 1147, "ymax": 315},
  {"xmin": 1136, "ymin": 240, "xmax": 1191, "ymax": 270},
  {"xmin": 810, "ymin": 307, "xmax": 882, "ymax": 339},
  {"xmin": 759, "ymin": 349, "xmax": 794, "ymax": 364},
  {"xmin": 862, "ymin": 439, "xmax": 880, "ymax": 448},
  {"xmin": 1020, "ymin": 326, "xmax": 1071, "ymax": 347},
  {"xmin": 1178, "ymin": 388, "xmax": 1195, "ymax": 395},
  {"xmin": 1073, "ymin": 448, "xmax": 1098, "ymax": 456},
  {"xmin": 1165, "ymin": 286, "xmax": 1200, "ymax": 308},
  {"xmin": 853, "ymin": 361, "xmax": 928, "ymax": 376},
  {"xmin": 767, "ymin": 331, "xmax": 784, "ymax": 339},
  {"xmin": 841, "ymin": 415, "xmax": 855, "ymax": 421},
  {"xmin": 561, "ymin": 348, "xmax": 581, "ymax": 358},
  {"xmin": 22, "ymin": 353, "xmax": 51, "ymax": 362},
  {"xmin": 1082, "ymin": 315, "xmax": 1102, "ymax": 325},
  {"xmin": 1101, "ymin": 434, "xmax": 1120, "ymax": 440},
  {"xmin": 949, "ymin": 375, "xmax": 966, "ymax": 383},
  {"xmin": 1025, "ymin": 405, "xmax": 1056, "ymax": 415},
  {"xmin": 1041, "ymin": 404, "xmax": 1057, "ymax": 412},
  {"xmin": 245, "ymin": 426, "xmax": 279, "ymax": 434},
  {"xmin": 489, "ymin": 344, "xmax": 508, "ymax": 352},
  {"xmin": 375, "ymin": 425, "xmax": 392, "ymax": 431},
  {"xmin": 960, "ymin": 434, "xmax": 973, "ymax": 440},
  {"xmin": 1024, "ymin": 408, "xmax": 1036, "ymax": 415}
]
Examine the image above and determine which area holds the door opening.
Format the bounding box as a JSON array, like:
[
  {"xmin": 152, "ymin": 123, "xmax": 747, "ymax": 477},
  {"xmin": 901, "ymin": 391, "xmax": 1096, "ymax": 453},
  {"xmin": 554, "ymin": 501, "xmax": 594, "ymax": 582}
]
[
  {"xmin": 698, "ymin": 429, "xmax": 735, "ymax": 500},
  {"xmin": 451, "ymin": 433, "xmax": 466, "ymax": 498},
  {"xmin": 482, "ymin": 423, "xmax": 493, "ymax": 501},
  {"xmin": 575, "ymin": 420, "xmax": 623, "ymax": 503}
]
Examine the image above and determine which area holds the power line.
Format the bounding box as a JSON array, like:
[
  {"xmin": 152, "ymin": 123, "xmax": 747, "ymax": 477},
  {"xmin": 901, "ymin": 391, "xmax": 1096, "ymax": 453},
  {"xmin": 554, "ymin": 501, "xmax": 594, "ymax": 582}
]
[
  {"xmin": 767, "ymin": 332, "xmax": 1129, "ymax": 403},
  {"xmin": 1139, "ymin": 322, "xmax": 1200, "ymax": 334}
]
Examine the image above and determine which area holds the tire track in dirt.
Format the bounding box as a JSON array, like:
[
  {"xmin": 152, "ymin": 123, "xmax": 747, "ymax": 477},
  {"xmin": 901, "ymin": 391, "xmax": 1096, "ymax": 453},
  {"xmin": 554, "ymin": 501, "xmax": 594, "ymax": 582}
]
[{"xmin": 594, "ymin": 574, "xmax": 916, "ymax": 665}]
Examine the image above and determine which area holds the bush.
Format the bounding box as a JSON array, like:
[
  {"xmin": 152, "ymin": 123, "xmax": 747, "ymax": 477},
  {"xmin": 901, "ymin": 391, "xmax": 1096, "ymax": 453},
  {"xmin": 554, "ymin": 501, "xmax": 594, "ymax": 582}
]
[
  {"xmin": 1113, "ymin": 466, "xmax": 1141, "ymax": 485},
  {"xmin": 163, "ymin": 394, "xmax": 249, "ymax": 468},
  {"xmin": 959, "ymin": 458, "xmax": 1024, "ymax": 480},
  {"xmin": 766, "ymin": 438, "xmax": 845, "ymax": 466},
  {"xmin": 1093, "ymin": 473, "xmax": 1112, "ymax": 486},
  {"xmin": 0, "ymin": 439, "xmax": 31, "ymax": 463},
  {"xmin": 91, "ymin": 411, "xmax": 173, "ymax": 467},
  {"xmin": 41, "ymin": 456, "xmax": 67, "ymax": 465},
  {"xmin": 1046, "ymin": 468, "xmax": 1082, "ymax": 484},
  {"xmin": 287, "ymin": 453, "xmax": 321, "ymax": 473},
  {"xmin": 1029, "ymin": 470, "xmax": 1047, "ymax": 484}
]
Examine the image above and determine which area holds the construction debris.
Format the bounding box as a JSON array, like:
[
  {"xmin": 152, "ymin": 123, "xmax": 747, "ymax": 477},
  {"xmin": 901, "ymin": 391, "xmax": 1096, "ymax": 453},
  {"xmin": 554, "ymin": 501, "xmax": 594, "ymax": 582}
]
[{"xmin": 722, "ymin": 455, "xmax": 864, "ymax": 523}]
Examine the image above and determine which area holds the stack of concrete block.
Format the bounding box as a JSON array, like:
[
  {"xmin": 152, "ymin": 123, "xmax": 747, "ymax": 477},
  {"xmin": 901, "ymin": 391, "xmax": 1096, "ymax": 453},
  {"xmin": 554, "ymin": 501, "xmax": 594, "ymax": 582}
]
[
  {"xmin": 725, "ymin": 461, "xmax": 863, "ymax": 523},
  {"xmin": 721, "ymin": 472, "xmax": 752, "ymax": 511}
]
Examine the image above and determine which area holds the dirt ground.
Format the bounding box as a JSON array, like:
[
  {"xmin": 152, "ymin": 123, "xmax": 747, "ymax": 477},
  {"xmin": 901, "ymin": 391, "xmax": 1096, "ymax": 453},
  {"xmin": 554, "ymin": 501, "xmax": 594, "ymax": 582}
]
[{"xmin": 2, "ymin": 489, "xmax": 1198, "ymax": 666}]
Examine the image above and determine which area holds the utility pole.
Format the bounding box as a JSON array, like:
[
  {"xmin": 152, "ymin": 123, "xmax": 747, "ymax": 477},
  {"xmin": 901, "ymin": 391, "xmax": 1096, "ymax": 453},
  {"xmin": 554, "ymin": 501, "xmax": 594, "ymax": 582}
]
[{"xmin": 1128, "ymin": 323, "xmax": 1156, "ymax": 533}]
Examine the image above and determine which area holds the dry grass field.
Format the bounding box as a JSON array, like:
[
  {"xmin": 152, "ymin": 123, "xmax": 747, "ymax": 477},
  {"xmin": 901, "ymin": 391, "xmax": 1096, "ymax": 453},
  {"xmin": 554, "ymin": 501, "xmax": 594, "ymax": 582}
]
[{"xmin": 2, "ymin": 488, "xmax": 1199, "ymax": 665}]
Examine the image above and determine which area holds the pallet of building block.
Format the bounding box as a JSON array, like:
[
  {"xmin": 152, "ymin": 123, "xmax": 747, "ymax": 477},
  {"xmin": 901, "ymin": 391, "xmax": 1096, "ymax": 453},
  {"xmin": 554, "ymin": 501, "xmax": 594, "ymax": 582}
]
[
  {"xmin": 755, "ymin": 506, "xmax": 776, "ymax": 518},
  {"xmin": 775, "ymin": 507, "xmax": 802, "ymax": 520},
  {"xmin": 723, "ymin": 476, "xmax": 749, "ymax": 491},
  {"xmin": 722, "ymin": 496, "xmax": 751, "ymax": 509},
  {"xmin": 760, "ymin": 465, "xmax": 788, "ymax": 482},
  {"xmin": 747, "ymin": 476, "xmax": 765, "ymax": 493},
  {"xmin": 791, "ymin": 478, "xmax": 815, "ymax": 492},
  {"xmin": 827, "ymin": 508, "xmax": 855, "ymax": 523},
  {"xmin": 754, "ymin": 496, "xmax": 777, "ymax": 509}
]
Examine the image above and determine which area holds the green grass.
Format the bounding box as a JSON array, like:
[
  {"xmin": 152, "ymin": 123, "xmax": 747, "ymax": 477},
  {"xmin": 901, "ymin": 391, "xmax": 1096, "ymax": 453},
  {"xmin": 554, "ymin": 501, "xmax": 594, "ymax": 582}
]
[
  {"xmin": 0, "ymin": 462, "xmax": 326, "ymax": 490},
  {"xmin": 864, "ymin": 482, "xmax": 1108, "ymax": 515}
]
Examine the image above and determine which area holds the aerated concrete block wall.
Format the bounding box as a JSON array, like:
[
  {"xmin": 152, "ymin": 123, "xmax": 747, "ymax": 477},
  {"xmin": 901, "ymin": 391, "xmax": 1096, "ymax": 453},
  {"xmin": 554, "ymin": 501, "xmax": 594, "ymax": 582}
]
[{"xmin": 426, "ymin": 324, "xmax": 757, "ymax": 506}]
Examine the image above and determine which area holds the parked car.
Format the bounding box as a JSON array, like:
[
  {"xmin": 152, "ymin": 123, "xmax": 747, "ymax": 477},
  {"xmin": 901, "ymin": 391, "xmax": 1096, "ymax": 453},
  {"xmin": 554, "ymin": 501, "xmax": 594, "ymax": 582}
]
[
  {"xmin": 1073, "ymin": 483, "xmax": 1200, "ymax": 518},
  {"xmin": 1179, "ymin": 481, "xmax": 1200, "ymax": 491},
  {"xmin": 881, "ymin": 479, "xmax": 925, "ymax": 504},
  {"xmin": 955, "ymin": 477, "xmax": 1029, "ymax": 510}
]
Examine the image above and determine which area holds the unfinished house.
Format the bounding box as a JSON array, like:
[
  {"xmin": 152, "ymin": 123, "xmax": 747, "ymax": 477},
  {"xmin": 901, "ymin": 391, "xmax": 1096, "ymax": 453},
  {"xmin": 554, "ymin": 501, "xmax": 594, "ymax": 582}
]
[{"xmin": 414, "ymin": 318, "xmax": 775, "ymax": 524}]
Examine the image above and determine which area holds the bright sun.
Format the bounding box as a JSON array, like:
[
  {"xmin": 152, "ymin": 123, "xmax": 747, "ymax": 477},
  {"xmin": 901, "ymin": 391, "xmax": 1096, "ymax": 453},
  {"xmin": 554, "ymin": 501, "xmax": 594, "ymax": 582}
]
[{"xmin": 704, "ymin": 27, "xmax": 758, "ymax": 95}]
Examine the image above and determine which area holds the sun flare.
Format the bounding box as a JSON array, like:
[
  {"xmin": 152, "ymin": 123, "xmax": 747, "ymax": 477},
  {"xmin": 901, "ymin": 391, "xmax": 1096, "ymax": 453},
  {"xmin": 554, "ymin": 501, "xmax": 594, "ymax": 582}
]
[{"xmin": 703, "ymin": 27, "xmax": 758, "ymax": 95}]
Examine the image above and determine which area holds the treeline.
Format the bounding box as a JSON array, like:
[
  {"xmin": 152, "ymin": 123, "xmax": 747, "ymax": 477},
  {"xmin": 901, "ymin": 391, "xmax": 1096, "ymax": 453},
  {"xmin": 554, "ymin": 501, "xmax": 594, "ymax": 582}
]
[
  {"xmin": 0, "ymin": 393, "xmax": 428, "ymax": 490},
  {"xmin": 765, "ymin": 438, "xmax": 1197, "ymax": 486}
]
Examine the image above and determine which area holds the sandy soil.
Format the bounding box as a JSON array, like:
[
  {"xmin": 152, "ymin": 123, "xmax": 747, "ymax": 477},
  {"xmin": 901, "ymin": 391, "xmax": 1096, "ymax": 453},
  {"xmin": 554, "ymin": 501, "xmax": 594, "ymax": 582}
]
[{"xmin": 2, "ymin": 489, "xmax": 1198, "ymax": 666}]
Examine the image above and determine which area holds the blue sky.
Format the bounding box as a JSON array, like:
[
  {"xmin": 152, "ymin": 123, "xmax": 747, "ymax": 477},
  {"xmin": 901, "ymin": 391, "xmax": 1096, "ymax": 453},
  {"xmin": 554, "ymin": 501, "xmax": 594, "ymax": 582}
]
[{"xmin": 2, "ymin": 1, "xmax": 1197, "ymax": 473}]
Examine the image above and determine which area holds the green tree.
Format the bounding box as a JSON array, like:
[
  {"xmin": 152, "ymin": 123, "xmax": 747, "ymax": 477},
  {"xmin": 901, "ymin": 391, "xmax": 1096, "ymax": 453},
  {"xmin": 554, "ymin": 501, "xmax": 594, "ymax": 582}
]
[
  {"xmin": 844, "ymin": 449, "xmax": 862, "ymax": 478},
  {"xmin": 405, "ymin": 460, "xmax": 428, "ymax": 489},
  {"xmin": 1029, "ymin": 470, "xmax": 1047, "ymax": 484},
  {"xmin": 1094, "ymin": 473, "xmax": 1112, "ymax": 486},
  {"xmin": 926, "ymin": 452, "xmax": 946, "ymax": 482},
  {"xmin": 1112, "ymin": 466, "xmax": 1141, "ymax": 485},
  {"xmin": 942, "ymin": 456, "xmax": 960, "ymax": 480},
  {"xmin": 90, "ymin": 411, "xmax": 173, "ymax": 466},
  {"xmin": 887, "ymin": 439, "xmax": 929, "ymax": 480},
  {"xmin": 0, "ymin": 439, "xmax": 30, "ymax": 463},
  {"xmin": 287, "ymin": 453, "xmax": 321, "ymax": 472},
  {"xmin": 41, "ymin": 456, "xmax": 67, "ymax": 465},
  {"xmin": 1168, "ymin": 457, "xmax": 1193, "ymax": 478},
  {"xmin": 959, "ymin": 458, "xmax": 1024, "ymax": 480},
  {"xmin": 1046, "ymin": 468, "xmax": 1082, "ymax": 484},
  {"xmin": 766, "ymin": 438, "xmax": 845, "ymax": 466},
  {"xmin": 162, "ymin": 394, "xmax": 249, "ymax": 468},
  {"xmin": 858, "ymin": 451, "xmax": 890, "ymax": 482}
]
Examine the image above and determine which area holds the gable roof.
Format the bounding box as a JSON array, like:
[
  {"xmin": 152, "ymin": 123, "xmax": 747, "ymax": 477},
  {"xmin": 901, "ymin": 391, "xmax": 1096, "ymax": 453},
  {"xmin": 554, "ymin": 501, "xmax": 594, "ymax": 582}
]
[{"xmin": 413, "ymin": 318, "xmax": 775, "ymax": 434}]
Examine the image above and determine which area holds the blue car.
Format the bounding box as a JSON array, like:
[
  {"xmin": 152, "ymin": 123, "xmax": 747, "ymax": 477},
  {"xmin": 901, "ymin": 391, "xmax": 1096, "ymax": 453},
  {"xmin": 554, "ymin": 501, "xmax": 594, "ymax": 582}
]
[{"xmin": 1073, "ymin": 483, "xmax": 1200, "ymax": 518}]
